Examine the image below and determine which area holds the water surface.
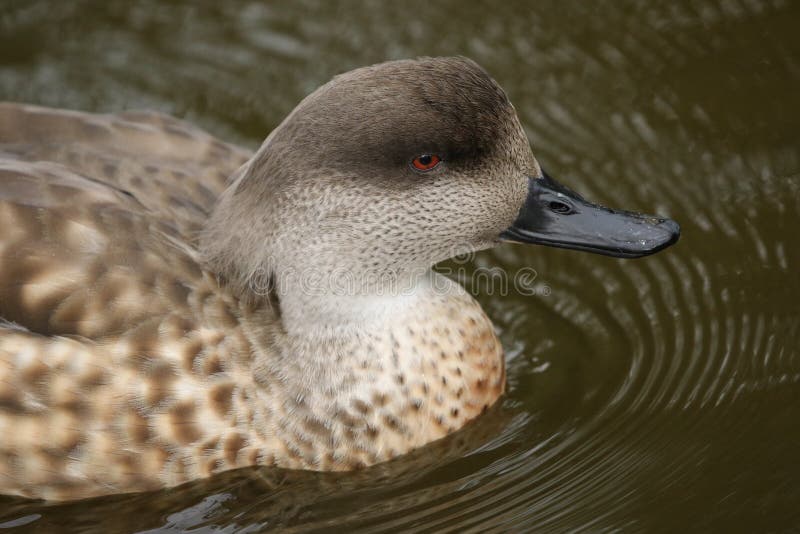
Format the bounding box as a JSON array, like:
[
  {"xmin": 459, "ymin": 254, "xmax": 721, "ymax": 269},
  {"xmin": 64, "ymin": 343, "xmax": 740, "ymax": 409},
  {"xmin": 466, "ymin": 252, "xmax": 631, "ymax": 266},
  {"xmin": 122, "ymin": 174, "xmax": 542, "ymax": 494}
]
[{"xmin": 1, "ymin": 0, "xmax": 799, "ymax": 531}]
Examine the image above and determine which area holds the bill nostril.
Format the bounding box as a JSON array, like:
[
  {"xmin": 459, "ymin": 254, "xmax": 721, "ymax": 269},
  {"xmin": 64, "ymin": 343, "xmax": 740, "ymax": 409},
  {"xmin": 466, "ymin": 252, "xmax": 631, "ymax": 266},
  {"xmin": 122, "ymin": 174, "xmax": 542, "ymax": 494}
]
[{"xmin": 548, "ymin": 200, "xmax": 572, "ymax": 214}]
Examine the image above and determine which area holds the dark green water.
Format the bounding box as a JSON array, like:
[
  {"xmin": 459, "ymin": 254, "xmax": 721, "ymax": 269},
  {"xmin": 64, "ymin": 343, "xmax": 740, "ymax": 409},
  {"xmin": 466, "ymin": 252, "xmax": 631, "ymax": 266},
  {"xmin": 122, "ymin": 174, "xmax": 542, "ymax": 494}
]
[{"xmin": 1, "ymin": 0, "xmax": 799, "ymax": 532}]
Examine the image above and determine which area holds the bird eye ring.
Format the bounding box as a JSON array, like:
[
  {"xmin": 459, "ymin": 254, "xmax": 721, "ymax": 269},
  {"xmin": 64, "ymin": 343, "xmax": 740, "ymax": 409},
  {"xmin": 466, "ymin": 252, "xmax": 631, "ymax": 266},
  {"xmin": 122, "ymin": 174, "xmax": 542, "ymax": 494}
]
[{"xmin": 411, "ymin": 154, "xmax": 441, "ymax": 172}]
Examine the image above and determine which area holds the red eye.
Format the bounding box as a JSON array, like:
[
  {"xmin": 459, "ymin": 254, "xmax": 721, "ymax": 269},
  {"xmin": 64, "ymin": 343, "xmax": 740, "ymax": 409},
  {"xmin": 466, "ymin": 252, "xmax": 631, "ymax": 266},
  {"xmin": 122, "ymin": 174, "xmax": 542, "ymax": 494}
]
[{"xmin": 411, "ymin": 154, "xmax": 441, "ymax": 172}]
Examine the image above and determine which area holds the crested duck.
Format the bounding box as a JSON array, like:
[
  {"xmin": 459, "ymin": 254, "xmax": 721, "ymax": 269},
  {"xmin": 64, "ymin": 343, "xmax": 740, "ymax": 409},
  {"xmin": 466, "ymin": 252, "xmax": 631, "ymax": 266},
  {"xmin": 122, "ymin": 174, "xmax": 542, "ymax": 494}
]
[{"xmin": 0, "ymin": 57, "xmax": 679, "ymax": 500}]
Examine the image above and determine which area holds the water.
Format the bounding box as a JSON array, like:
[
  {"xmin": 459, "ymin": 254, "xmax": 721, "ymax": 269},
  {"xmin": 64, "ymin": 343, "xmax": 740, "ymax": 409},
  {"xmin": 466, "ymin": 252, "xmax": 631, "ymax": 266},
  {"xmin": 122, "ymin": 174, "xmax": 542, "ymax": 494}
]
[{"xmin": 1, "ymin": 0, "xmax": 799, "ymax": 531}]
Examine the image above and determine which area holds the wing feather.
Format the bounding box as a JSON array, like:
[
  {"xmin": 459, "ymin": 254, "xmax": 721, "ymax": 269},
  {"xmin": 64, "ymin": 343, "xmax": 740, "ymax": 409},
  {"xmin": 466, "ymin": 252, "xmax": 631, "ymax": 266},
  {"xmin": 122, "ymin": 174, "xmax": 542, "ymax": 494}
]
[{"xmin": 0, "ymin": 103, "xmax": 250, "ymax": 338}]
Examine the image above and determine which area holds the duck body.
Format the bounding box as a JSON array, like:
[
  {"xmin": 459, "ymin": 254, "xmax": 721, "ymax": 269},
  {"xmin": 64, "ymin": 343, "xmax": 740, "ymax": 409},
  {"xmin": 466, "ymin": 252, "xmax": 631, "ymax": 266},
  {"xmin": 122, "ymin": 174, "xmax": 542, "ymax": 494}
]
[
  {"xmin": 0, "ymin": 99, "xmax": 502, "ymax": 500},
  {"xmin": 0, "ymin": 57, "xmax": 678, "ymax": 500}
]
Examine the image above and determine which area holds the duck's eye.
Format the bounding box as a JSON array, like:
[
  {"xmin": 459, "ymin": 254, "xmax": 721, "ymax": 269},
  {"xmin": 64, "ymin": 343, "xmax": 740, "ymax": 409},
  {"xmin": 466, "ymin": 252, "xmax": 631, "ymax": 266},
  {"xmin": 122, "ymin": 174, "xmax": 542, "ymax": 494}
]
[{"xmin": 411, "ymin": 154, "xmax": 441, "ymax": 172}]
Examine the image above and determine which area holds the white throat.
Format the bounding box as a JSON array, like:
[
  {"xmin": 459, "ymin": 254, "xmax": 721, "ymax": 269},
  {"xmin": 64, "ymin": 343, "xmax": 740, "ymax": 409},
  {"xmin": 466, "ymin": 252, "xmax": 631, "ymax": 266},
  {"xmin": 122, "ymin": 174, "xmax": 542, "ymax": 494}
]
[{"xmin": 274, "ymin": 267, "xmax": 450, "ymax": 337}]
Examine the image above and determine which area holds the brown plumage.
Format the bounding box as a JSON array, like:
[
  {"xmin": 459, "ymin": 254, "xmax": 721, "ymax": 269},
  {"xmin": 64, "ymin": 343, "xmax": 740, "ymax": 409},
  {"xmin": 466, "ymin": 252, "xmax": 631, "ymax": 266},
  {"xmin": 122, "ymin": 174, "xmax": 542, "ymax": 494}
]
[{"xmin": 0, "ymin": 57, "xmax": 535, "ymax": 500}]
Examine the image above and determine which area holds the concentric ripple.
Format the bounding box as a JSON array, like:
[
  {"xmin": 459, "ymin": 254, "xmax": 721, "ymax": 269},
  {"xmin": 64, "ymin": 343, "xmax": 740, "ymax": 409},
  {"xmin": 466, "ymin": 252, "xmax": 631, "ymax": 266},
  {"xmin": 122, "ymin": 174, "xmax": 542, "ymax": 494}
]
[{"xmin": 1, "ymin": 0, "xmax": 799, "ymax": 532}]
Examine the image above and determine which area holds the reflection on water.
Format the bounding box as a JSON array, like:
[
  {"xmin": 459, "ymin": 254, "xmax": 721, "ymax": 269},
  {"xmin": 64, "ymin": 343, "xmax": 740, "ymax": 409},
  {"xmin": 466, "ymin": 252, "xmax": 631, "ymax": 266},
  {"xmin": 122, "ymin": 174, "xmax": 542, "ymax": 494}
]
[{"xmin": 1, "ymin": 0, "xmax": 799, "ymax": 531}]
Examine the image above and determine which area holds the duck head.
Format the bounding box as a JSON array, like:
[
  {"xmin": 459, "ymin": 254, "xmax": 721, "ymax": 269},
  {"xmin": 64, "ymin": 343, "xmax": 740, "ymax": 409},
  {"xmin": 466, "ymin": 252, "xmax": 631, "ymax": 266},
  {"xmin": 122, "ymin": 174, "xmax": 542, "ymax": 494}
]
[{"xmin": 202, "ymin": 57, "xmax": 679, "ymax": 312}]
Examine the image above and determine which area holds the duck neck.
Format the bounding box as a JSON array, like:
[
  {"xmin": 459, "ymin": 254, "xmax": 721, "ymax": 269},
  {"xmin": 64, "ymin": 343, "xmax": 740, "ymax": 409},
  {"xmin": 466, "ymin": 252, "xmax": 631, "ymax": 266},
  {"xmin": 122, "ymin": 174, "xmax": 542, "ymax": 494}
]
[{"xmin": 273, "ymin": 265, "xmax": 438, "ymax": 338}]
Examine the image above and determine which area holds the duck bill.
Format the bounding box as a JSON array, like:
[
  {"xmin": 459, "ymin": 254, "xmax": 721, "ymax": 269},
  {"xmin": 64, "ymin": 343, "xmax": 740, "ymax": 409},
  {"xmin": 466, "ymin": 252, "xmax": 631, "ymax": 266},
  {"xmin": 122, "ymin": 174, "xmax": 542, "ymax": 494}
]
[{"xmin": 500, "ymin": 172, "xmax": 680, "ymax": 258}]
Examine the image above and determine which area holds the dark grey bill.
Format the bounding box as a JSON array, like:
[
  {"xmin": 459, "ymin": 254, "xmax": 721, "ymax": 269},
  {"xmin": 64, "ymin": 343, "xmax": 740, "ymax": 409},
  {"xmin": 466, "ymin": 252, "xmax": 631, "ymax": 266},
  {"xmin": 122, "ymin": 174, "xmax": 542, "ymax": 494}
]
[{"xmin": 500, "ymin": 172, "xmax": 680, "ymax": 258}]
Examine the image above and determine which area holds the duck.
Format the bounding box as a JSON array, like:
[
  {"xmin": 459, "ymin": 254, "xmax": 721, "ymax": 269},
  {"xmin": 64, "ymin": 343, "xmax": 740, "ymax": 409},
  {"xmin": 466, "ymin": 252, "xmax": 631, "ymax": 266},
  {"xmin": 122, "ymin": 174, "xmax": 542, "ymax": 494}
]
[{"xmin": 0, "ymin": 56, "xmax": 679, "ymax": 501}]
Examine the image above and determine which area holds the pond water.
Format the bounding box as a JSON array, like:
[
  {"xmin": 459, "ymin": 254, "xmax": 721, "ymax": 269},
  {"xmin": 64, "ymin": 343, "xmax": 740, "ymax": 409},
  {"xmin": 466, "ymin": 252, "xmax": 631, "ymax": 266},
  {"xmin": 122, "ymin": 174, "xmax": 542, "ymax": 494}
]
[{"xmin": 1, "ymin": 0, "xmax": 799, "ymax": 531}]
